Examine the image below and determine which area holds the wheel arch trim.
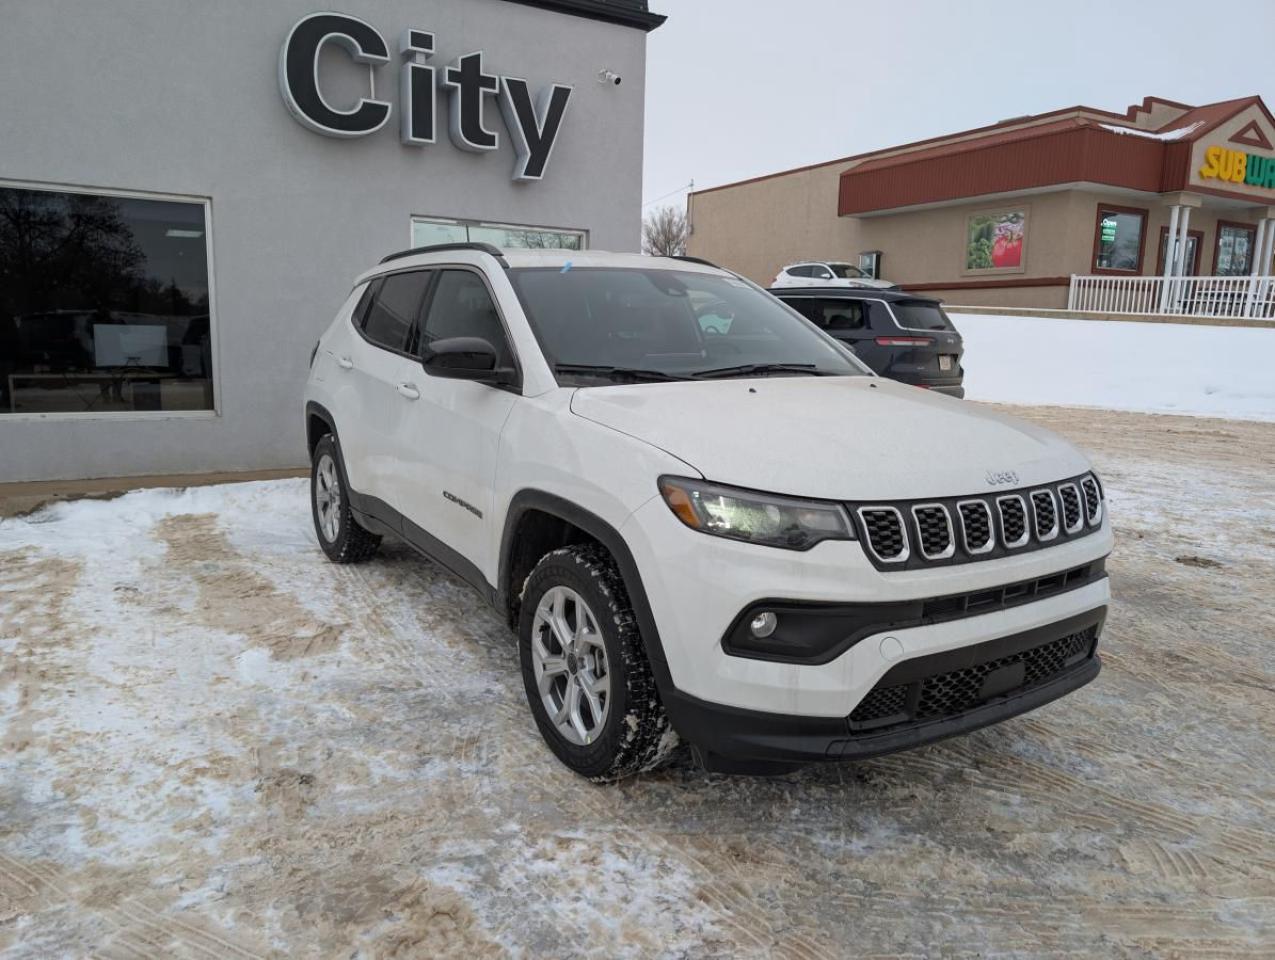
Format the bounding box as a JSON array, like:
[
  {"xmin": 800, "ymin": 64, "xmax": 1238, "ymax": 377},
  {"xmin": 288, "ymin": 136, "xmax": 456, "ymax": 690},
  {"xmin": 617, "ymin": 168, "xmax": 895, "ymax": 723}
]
[{"xmin": 498, "ymin": 490, "xmax": 676, "ymax": 691}]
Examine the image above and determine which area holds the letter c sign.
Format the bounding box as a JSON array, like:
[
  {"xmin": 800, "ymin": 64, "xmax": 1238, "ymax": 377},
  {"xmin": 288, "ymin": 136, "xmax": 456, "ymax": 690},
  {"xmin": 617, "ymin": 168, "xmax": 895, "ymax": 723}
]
[{"xmin": 279, "ymin": 12, "xmax": 392, "ymax": 138}]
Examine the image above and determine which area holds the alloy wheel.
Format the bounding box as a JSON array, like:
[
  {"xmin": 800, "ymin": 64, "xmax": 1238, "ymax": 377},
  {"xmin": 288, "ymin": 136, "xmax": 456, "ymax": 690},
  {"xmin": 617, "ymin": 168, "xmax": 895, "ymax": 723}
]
[
  {"xmin": 314, "ymin": 453, "xmax": 342, "ymax": 543},
  {"xmin": 531, "ymin": 585, "xmax": 611, "ymax": 745}
]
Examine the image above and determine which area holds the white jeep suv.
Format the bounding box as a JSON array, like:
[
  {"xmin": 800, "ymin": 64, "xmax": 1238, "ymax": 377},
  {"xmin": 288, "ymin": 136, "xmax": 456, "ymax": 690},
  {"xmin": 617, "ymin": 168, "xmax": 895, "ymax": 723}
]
[
  {"xmin": 304, "ymin": 244, "xmax": 1111, "ymax": 780},
  {"xmin": 772, "ymin": 261, "xmax": 899, "ymax": 290}
]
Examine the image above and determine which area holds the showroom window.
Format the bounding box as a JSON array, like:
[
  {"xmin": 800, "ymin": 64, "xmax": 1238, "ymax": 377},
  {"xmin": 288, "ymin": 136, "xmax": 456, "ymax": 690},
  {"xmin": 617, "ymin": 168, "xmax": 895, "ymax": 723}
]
[
  {"xmin": 0, "ymin": 184, "xmax": 213, "ymax": 415},
  {"xmin": 1213, "ymin": 222, "xmax": 1256, "ymax": 276},
  {"xmin": 1092, "ymin": 206, "xmax": 1147, "ymax": 273},
  {"xmin": 411, "ymin": 216, "xmax": 586, "ymax": 251}
]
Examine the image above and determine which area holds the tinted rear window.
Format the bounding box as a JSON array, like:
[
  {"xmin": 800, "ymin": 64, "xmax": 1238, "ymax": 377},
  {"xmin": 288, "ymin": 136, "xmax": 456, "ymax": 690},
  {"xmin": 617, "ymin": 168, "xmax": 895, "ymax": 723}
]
[{"xmin": 890, "ymin": 300, "xmax": 953, "ymax": 331}]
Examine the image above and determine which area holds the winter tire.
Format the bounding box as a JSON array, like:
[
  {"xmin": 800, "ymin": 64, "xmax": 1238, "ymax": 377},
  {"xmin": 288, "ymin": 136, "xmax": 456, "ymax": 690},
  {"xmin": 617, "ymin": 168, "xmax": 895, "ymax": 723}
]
[
  {"xmin": 310, "ymin": 434, "xmax": 381, "ymax": 563},
  {"xmin": 520, "ymin": 544, "xmax": 678, "ymax": 781}
]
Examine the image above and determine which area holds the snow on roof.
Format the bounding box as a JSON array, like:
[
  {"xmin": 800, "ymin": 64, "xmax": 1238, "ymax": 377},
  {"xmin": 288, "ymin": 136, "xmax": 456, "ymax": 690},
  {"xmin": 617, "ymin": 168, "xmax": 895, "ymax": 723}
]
[{"xmin": 1097, "ymin": 121, "xmax": 1205, "ymax": 141}]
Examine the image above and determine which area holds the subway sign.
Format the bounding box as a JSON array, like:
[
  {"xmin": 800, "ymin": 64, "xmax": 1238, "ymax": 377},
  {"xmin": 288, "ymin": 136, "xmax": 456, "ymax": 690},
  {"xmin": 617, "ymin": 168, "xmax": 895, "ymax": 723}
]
[
  {"xmin": 278, "ymin": 12, "xmax": 573, "ymax": 182},
  {"xmin": 1199, "ymin": 145, "xmax": 1275, "ymax": 189}
]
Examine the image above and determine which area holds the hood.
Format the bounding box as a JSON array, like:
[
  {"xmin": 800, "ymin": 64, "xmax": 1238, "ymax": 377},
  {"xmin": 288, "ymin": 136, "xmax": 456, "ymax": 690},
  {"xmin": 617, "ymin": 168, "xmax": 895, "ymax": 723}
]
[{"xmin": 570, "ymin": 377, "xmax": 1089, "ymax": 502}]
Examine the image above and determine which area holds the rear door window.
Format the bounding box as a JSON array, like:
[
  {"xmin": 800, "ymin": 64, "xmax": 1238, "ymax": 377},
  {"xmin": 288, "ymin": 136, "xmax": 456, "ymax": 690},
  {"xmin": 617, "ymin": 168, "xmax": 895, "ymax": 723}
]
[
  {"xmin": 363, "ymin": 270, "xmax": 431, "ymax": 353},
  {"xmin": 889, "ymin": 300, "xmax": 954, "ymax": 331},
  {"xmin": 787, "ymin": 265, "xmax": 814, "ymax": 278},
  {"xmin": 784, "ymin": 298, "xmax": 868, "ymax": 332}
]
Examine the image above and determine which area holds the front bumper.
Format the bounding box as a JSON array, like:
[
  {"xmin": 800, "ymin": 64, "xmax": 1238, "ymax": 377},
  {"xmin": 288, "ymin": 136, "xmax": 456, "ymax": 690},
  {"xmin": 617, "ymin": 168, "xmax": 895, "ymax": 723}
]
[
  {"xmin": 889, "ymin": 374, "xmax": 965, "ymax": 398},
  {"xmin": 622, "ymin": 495, "xmax": 1114, "ymax": 717},
  {"xmin": 663, "ymin": 606, "xmax": 1104, "ymax": 768}
]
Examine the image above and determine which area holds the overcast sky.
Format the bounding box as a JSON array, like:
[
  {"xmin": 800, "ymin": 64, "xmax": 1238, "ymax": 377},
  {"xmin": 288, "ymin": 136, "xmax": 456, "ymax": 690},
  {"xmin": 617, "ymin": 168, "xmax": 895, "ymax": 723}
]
[{"xmin": 641, "ymin": 0, "xmax": 1275, "ymax": 213}]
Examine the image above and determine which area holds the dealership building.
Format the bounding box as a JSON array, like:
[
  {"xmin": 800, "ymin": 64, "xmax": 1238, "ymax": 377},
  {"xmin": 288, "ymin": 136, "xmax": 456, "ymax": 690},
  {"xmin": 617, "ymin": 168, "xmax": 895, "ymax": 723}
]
[
  {"xmin": 688, "ymin": 96, "xmax": 1275, "ymax": 311},
  {"xmin": 0, "ymin": 0, "xmax": 663, "ymax": 483}
]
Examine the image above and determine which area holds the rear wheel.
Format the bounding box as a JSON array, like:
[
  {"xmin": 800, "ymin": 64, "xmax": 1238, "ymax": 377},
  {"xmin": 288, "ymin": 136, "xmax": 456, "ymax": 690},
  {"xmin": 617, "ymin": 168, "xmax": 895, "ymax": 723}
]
[
  {"xmin": 310, "ymin": 434, "xmax": 381, "ymax": 563},
  {"xmin": 519, "ymin": 544, "xmax": 677, "ymax": 781}
]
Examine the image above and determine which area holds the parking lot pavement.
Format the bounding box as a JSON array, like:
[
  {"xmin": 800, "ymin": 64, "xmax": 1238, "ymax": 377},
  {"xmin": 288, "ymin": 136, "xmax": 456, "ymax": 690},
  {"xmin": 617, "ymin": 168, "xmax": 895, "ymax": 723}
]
[{"xmin": 1, "ymin": 405, "xmax": 1272, "ymax": 958}]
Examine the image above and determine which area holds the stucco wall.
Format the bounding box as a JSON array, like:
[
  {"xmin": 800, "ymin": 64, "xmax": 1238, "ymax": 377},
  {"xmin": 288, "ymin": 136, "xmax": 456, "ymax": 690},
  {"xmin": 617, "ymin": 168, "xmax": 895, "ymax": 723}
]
[
  {"xmin": 688, "ymin": 163, "xmax": 862, "ymax": 285},
  {"xmin": 0, "ymin": 0, "xmax": 649, "ymax": 482},
  {"xmin": 689, "ymin": 172, "xmax": 1274, "ymax": 306}
]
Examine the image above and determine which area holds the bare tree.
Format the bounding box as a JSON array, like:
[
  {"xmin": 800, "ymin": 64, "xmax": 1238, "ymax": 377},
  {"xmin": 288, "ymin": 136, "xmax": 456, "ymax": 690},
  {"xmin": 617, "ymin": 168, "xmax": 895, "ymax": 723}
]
[{"xmin": 642, "ymin": 205, "xmax": 688, "ymax": 258}]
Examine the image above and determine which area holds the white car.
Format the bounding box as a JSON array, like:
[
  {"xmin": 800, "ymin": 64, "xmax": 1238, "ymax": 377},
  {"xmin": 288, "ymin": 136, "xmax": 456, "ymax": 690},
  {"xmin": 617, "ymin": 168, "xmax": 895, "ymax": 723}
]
[
  {"xmin": 772, "ymin": 260, "xmax": 899, "ymax": 290},
  {"xmin": 304, "ymin": 245, "xmax": 1111, "ymax": 780}
]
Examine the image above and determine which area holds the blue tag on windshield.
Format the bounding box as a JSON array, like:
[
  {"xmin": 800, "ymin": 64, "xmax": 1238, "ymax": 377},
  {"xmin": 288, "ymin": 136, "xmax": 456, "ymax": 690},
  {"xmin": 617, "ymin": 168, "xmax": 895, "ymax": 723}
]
[{"xmin": 561, "ymin": 261, "xmax": 573, "ymax": 273}]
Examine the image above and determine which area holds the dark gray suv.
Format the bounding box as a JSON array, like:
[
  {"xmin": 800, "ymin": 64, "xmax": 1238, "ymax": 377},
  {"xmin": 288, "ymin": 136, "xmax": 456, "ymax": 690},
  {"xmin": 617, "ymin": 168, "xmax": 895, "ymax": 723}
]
[{"xmin": 770, "ymin": 288, "xmax": 965, "ymax": 397}]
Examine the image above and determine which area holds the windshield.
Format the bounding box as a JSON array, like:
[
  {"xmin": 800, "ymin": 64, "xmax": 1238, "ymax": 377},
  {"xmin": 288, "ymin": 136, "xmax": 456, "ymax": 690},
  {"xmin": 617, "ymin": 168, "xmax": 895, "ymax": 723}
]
[
  {"xmin": 890, "ymin": 300, "xmax": 955, "ymax": 331},
  {"xmin": 828, "ymin": 263, "xmax": 868, "ymax": 279},
  {"xmin": 508, "ymin": 267, "xmax": 869, "ymax": 383}
]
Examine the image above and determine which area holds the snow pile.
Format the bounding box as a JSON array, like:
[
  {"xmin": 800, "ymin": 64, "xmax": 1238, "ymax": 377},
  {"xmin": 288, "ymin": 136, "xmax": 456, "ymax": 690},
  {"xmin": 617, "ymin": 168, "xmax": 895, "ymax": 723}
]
[{"xmin": 950, "ymin": 312, "xmax": 1275, "ymax": 421}]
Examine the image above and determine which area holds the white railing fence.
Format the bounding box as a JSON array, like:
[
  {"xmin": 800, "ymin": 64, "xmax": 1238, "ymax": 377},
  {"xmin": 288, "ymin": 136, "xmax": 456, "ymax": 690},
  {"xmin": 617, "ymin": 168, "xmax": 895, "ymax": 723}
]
[{"xmin": 1068, "ymin": 274, "xmax": 1275, "ymax": 319}]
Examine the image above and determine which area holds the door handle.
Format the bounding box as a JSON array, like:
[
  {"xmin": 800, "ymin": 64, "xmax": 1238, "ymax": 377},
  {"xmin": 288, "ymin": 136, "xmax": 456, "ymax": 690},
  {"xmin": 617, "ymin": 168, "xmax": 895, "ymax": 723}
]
[
  {"xmin": 337, "ymin": 356, "xmax": 354, "ymax": 370},
  {"xmin": 396, "ymin": 383, "xmax": 421, "ymax": 401}
]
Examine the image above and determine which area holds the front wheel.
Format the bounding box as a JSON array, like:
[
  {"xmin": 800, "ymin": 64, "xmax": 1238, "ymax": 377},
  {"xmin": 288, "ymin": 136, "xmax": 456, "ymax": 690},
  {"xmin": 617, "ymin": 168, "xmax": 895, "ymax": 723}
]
[
  {"xmin": 519, "ymin": 544, "xmax": 677, "ymax": 781},
  {"xmin": 310, "ymin": 434, "xmax": 381, "ymax": 563}
]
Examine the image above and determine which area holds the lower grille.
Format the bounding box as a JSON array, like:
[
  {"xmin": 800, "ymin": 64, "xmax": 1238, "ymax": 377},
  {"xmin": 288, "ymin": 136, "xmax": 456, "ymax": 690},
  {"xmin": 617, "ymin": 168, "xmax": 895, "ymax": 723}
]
[{"xmin": 849, "ymin": 626, "xmax": 1097, "ymax": 730}]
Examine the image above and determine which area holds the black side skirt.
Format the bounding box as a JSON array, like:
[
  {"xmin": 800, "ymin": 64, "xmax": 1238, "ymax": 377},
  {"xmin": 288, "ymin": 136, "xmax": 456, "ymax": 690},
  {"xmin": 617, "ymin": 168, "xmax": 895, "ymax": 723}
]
[{"xmin": 347, "ymin": 488, "xmax": 498, "ymax": 608}]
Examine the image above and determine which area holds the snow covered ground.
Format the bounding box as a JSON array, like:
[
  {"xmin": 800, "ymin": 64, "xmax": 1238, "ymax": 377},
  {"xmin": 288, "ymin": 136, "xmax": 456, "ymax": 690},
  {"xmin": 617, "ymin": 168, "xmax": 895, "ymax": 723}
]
[
  {"xmin": 2, "ymin": 408, "xmax": 1274, "ymax": 957},
  {"xmin": 952, "ymin": 312, "xmax": 1275, "ymax": 422}
]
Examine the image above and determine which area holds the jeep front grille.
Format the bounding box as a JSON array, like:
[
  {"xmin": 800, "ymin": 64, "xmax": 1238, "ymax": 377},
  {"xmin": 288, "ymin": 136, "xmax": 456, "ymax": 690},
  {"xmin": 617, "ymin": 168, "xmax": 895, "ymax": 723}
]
[
  {"xmin": 1081, "ymin": 476, "xmax": 1102, "ymax": 525},
  {"xmin": 858, "ymin": 507, "xmax": 908, "ymax": 562},
  {"xmin": 846, "ymin": 473, "xmax": 1104, "ymax": 570},
  {"xmin": 912, "ymin": 505, "xmax": 954, "ymax": 559},
  {"xmin": 1031, "ymin": 489, "xmax": 1059, "ymax": 541},
  {"xmin": 1058, "ymin": 483, "xmax": 1083, "ymax": 533},
  {"xmin": 957, "ymin": 500, "xmax": 993, "ymax": 554},
  {"xmin": 997, "ymin": 495, "xmax": 1029, "ymax": 548}
]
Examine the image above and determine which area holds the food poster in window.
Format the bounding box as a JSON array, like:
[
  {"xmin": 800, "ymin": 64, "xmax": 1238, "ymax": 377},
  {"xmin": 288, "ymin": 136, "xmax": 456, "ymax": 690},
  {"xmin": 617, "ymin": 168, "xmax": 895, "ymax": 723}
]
[{"xmin": 964, "ymin": 210, "xmax": 1026, "ymax": 273}]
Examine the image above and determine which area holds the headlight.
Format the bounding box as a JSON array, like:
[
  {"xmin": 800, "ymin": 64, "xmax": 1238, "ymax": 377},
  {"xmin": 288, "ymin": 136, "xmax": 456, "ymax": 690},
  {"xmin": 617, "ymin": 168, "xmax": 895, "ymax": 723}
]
[{"xmin": 658, "ymin": 476, "xmax": 855, "ymax": 551}]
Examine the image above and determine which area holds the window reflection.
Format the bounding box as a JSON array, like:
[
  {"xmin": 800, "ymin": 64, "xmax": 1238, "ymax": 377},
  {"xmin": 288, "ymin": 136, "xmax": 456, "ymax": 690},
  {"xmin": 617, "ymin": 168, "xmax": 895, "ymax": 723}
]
[{"xmin": 0, "ymin": 187, "xmax": 213, "ymax": 414}]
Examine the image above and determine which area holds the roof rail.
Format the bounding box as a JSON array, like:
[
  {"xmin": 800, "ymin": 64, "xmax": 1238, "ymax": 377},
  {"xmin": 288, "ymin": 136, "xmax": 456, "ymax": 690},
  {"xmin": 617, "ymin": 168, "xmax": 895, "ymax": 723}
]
[
  {"xmin": 668, "ymin": 254, "xmax": 722, "ymax": 270},
  {"xmin": 379, "ymin": 242, "xmax": 509, "ymax": 267}
]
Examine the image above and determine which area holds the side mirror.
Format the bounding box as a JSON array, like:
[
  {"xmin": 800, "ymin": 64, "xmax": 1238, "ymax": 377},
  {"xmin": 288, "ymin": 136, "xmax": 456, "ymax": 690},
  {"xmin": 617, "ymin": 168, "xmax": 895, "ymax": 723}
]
[{"xmin": 422, "ymin": 336, "xmax": 514, "ymax": 385}]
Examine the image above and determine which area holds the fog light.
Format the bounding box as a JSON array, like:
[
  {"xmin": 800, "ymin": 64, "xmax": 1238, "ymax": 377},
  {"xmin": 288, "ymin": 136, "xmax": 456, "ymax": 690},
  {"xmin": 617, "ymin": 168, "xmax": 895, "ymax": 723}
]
[{"xmin": 750, "ymin": 611, "xmax": 779, "ymax": 638}]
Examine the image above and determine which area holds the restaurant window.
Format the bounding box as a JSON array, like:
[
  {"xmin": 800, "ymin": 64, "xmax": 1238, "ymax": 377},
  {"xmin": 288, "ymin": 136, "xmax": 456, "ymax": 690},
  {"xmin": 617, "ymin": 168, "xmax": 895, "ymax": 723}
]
[
  {"xmin": 1093, "ymin": 206, "xmax": 1146, "ymax": 272},
  {"xmin": 0, "ymin": 185, "xmax": 213, "ymax": 415},
  {"xmin": 1214, "ymin": 222, "xmax": 1256, "ymax": 276},
  {"xmin": 411, "ymin": 216, "xmax": 586, "ymax": 251},
  {"xmin": 1157, "ymin": 227, "xmax": 1201, "ymax": 276}
]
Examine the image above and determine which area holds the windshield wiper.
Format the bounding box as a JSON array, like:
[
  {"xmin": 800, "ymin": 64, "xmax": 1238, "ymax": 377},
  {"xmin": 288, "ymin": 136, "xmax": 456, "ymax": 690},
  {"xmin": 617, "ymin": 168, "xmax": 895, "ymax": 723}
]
[
  {"xmin": 554, "ymin": 363, "xmax": 689, "ymax": 383},
  {"xmin": 691, "ymin": 363, "xmax": 824, "ymax": 380}
]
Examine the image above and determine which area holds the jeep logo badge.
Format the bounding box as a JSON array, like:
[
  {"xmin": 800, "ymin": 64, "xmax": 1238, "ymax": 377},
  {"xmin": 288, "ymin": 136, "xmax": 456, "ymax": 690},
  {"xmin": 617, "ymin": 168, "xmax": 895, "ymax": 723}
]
[{"xmin": 985, "ymin": 470, "xmax": 1019, "ymax": 486}]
